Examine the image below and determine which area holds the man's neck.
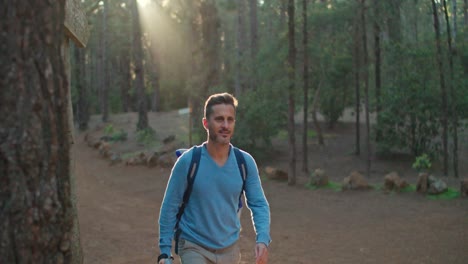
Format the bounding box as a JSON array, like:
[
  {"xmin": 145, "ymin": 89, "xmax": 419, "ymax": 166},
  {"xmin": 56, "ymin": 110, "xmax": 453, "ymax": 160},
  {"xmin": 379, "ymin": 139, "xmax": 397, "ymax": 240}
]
[{"xmin": 205, "ymin": 141, "xmax": 230, "ymax": 161}]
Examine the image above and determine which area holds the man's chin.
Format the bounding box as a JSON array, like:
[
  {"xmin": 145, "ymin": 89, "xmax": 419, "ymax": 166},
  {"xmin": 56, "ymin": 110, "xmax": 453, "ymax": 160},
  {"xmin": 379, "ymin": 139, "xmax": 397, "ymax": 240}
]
[{"xmin": 217, "ymin": 137, "xmax": 231, "ymax": 145}]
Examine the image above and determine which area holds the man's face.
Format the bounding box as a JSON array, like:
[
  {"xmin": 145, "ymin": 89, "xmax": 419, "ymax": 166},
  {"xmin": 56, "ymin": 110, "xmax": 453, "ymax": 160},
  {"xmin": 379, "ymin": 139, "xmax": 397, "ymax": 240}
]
[{"xmin": 203, "ymin": 104, "xmax": 236, "ymax": 145}]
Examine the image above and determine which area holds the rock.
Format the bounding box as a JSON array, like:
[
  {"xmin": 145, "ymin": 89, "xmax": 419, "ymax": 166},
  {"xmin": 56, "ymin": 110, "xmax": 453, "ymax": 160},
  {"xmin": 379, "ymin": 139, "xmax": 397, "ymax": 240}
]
[
  {"xmin": 91, "ymin": 140, "xmax": 102, "ymax": 149},
  {"xmin": 427, "ymin": 176, "xmax": 447, "ymax": 195},
  {"xmin": 100, "ymin": 135, "xmax": 113, "ymax": 142},
  {"xmin": 98, "ymin": 142, "xmax": 112, "ymax": 158},
  {"xmin": 125, "ymin": 157, "xmax": 137, "ymax": 166},
  {"xmin": 162, "ymin": 135, "xmax": 176, "ymax": 144},
  {"xmin": 461, "ymin": 179, "xmax": 468, "ymax": 197},
  {"xmin": 125, "ymin": 152, "xmax": 146, "ymax": 166},
  {"xmin": 416, "ymin": 173, "xmax": 429, "ymax": 193},
  {"xmin": 417, "ymin": 173, "xmax": 448, "ymax": 195},
  {"xmin": 158, "ymin": 152, "xmax": 176, "ymax": 168},
  {"xmin": 264, "ymin": 166, "xmax": 288, "ymax": 181},
  {"xmin": 309, "ymin": 169, "xmax": 328, "ymax": 187},
  {"xmin": 109, "ymin": 152, "xmax": 122, "ymax": 165},
  {"xmin": 342, "ymin": 171, "xmax": 370, "ymax": 191},
  {"xmin": 383, "ymin": 172, "xmax": 408, "ymax": 192},
  {"xmin": 146, "ymin": 152, "xmax": 160, "ymax": 168}
]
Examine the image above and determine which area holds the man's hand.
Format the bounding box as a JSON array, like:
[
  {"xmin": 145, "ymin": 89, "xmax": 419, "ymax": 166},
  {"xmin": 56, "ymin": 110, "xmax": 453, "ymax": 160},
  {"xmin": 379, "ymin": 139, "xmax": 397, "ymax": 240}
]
[{"xmin": 255, "ymin": 243, "xmax": 268, "ymax": 264}]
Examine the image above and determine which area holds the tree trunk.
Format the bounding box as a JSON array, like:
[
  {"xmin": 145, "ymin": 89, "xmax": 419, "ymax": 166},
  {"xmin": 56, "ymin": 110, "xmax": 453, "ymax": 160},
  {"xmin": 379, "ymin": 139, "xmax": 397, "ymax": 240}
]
[
  {"xmin": 465, "ymin": 0, "xmax": 467, "ymax": 26},
  {"xmin": 451, "ymin": 0, "xmax": 457, "ymax": 46},
  {"xmin": 354, "ymin": 1, "xmax": 361, "ymax": 156},
  {"xmin": 0, "ymin": 1, "xmax": 76, "ymax": 262},
  {"xmin": 312, "ymin": 81, "xmax": 324, "ymax": 146},
  {"xmin": 235, "ymin": 0, "xmax": 248, "ymax": 96},
  {"xmin": 388, "ymin": 0, "xmax": 402, "ymax": 43},
  {"xmin": 75, "ymin": 45, "xmax": 89, "ymax": 131},
  {"xmin": 361, "ymin": 0, "xmax": 371, "ymax": 177},
  {"xmin": 249, "ymin": 0, "xmax": 258, "ymax": 91},
  {"xmin": 119, "ymin": 48, "xmax": 131, "ymax": 112},
  {"xmin": 146, "ymin": 41, "xmax": 161, "ymax": 112},
  {"xmin": 200, "ymin": 0, "xmax": 221, "ymax": 95},
  {"xmin": 442, "ymin": 0, "xmax": 458, "ymax": 177},
  {"xmin": 287, "ymin": 0, "xmax": 297, "ymax": 185},
  {"xmin": 302, "ymin": 0, "xmax": 309, "ymax": 173},
  {"xmin": 373, "ymin": 0, "xmax": 381, "ymax": 142},
  {"xmin": 431, "ymin": 0, "xmax": 449, "ymax": 176},
  {"xmin": 132, "ymin": 0, "xmax": 149, "ymax": 131},
  {"xmin": 101, "ymin": 0, "xmax": 109, "ymax": 122}
]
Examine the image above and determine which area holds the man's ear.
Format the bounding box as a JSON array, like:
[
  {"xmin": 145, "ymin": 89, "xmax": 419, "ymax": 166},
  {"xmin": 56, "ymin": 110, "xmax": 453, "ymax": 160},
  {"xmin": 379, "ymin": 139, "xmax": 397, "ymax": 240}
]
[{"xmin": 202, "ymin": 118, "xmax": 208, "ymax": 130}]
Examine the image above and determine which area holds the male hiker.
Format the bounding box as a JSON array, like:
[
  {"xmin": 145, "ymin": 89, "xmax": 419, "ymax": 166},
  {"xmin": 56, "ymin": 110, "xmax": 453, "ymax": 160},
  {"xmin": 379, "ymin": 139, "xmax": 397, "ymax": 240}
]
[{"xmin": 158, "ymin": 93, "xmax": 271, "ymax": 264}]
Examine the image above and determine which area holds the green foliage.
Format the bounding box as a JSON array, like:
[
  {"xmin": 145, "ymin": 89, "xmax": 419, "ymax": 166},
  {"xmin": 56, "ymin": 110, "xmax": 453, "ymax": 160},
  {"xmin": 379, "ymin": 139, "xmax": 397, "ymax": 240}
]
[
  {"xmin": 136, "ymin": 127, "xmax": 157, "ymax": 147},
  {"xmin": 426, "ymin": 188, "xmax": 460, "ymax": 200},
  {"xmin": 400, "ymin": 184, "xmax": 417, "ymax": 193},
  {"xmin": 103, "ymin": 124, "xmax": 128, "ymax": 142},
  {"xmin": 375, "ymin": 45, "xmax": 442, "ymax": 157},
  {"xmin": 305, "ymin": 180, "xmax": 341, "ymax": 192},
  {"xmin": 412, "ymin": 154, "xmax": 432, "ymax": 172},
  {"xmin": 232, "ymin": 90, "xmax": 286, "ymax": 157},
  {"xmin": 104, "ymin": 124, "xmax": 116, "ymax": 135}
]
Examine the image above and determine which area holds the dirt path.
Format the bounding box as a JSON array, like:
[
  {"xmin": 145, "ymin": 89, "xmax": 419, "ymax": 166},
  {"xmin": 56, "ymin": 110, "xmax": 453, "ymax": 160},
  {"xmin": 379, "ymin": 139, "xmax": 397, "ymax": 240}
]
[{"xmin": 76, "ymin": 112, "xmax": 468, "ymax": 264}]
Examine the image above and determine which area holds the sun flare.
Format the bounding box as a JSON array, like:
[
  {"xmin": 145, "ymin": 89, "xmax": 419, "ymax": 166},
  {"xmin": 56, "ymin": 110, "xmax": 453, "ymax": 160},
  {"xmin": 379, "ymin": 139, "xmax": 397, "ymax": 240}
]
[{"xmin": 137, "ymin": 0, "xmax": 150, "ymax": 7}]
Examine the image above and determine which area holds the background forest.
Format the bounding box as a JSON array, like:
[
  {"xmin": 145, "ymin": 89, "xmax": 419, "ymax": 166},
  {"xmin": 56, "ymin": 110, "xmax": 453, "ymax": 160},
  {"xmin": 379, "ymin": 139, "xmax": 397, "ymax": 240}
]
[{"xmin": 71, "ymin": 0, "xmax": 468, "ymax": 181}]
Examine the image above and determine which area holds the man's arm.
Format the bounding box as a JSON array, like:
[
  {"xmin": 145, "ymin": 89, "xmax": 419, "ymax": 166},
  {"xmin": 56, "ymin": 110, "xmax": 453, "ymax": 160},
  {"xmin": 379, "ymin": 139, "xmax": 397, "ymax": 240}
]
[
  {"xmin": 242, "ymin": 152, "xmax": 271, "ymax": 246},
  {"xmin": 158, "ymin": 152, "xmax": 190, "ymax": 256}
]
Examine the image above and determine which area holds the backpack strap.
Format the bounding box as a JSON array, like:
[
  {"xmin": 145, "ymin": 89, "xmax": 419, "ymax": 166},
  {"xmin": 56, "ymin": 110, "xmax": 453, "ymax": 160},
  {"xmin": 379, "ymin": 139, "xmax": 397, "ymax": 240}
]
[
  {"xmin": 174, "ymin": 145, "xmax": 201, "ymax": 254},
  {"xmin": 233, "ymin": 147, "xmax": 247, "ymax": 211}
]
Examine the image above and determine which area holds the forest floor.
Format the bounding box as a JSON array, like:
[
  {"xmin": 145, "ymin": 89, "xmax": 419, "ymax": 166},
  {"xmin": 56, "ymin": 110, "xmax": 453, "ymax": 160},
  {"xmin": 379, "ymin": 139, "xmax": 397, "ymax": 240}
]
[{"xmin": 75, "ymin": 110, "xmax": 468, "ymax": 264}]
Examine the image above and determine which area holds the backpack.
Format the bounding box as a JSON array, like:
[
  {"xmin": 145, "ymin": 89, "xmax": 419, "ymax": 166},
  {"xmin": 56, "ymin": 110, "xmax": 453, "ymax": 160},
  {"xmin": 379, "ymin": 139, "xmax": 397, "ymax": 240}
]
[{"xmin": 173, "ymin": 145, "xmax": 247, "ymax": 254}]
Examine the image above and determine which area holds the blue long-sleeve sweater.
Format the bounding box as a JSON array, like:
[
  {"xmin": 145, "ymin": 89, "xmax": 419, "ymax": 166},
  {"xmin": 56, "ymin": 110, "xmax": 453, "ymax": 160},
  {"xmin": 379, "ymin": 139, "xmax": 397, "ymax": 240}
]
[{"xmin": 158, "ymin": 144, "xmax": 271, "ymax": 256}]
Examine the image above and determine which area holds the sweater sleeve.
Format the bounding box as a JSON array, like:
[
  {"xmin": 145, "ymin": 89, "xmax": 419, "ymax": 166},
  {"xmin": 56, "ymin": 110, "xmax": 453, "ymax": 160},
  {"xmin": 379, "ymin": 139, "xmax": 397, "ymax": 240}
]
[
  {"xmin": 243, "ymin": 151, "xmax": 272, "ymax": 246},
  {"xmin": 158, "ymin": 150, "xmax": 190, "ymax": 256}
]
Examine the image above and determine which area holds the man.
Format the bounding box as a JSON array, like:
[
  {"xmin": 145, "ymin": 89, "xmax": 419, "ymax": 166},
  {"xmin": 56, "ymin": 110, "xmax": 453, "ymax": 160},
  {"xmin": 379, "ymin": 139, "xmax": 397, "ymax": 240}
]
[{"xmin": 158, "ymin": 93, "xmax": 271, "ymax": 264}]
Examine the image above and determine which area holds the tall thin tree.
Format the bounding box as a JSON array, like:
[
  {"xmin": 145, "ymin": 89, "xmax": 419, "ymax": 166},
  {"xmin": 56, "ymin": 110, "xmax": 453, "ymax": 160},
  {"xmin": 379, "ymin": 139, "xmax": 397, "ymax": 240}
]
[
  {"xmin": 287, "ymin": 0, "xmax": 297, "ymax": 185},
  {"xmin": 249, "ymin": 0, "xmax": 258, "ymax": 90},
  {"xmin": 75, "ymin": 44, "xmax": 89, "ymax": 131},
  {"xmin": 353, "ymin": 1, "xmax": 361, "ymax": 156},
  {"xmin": 132, "ymin": 0, "xmax": 149, "ymax": 130},
  {"xmin": 235, "ymin": 0, "xmax": 248, "ymax": 96},
  {"xmin": 302, "ymin": 0, "xmax": 310, "ymax": 173},
  {"xmin": 101, "ymin": 0, "xmax": 109, "ymax": 122},
  {"xmin": 442, "ymin": 0, "xmax": 458, "ymax": 177},
  {"xmin": 361, "ymin": 0, "xmax": 371, "ymax": 177},
  {"xmin": 373, "ymin": 0, "xmax": 382, "ymax": 142},
  {"xmin": 431, "ymin": 0, "xmax": 449, "ymax": 176}
]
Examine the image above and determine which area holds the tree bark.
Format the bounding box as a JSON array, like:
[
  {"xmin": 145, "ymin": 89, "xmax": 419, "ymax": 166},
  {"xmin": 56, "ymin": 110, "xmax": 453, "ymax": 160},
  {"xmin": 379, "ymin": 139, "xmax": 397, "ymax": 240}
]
[
  {"xmin": 249, "ymin": 0, "xmax": 258, "ymax": 91},
  {"xmin": 101, "ymin": 0, "xmax": 109, "ymax": 122},
  {"xmin": 431, "ymin": 0, "xmax": 449, "ymax": 176},
  {"xmin": 235, "ymin": 0, "xmax": 248, "ymax": 96},
  {"xmin": 312, "ymin": 81, "xmax": 324, "ymax": 146},
  {"xmin": 132, "ymin": 0, "xmax": 149, "ymax": 131},
  {"xmin": 361, "ymin": 0, "xmax": 371, "ymax": 177},
  {"xmin": 146, "ymin": 40, "xmax": 161, "ymax": 112},
  {"xmin": 119, "ymin": 48, "xmax": 131, "ymax": 112},
  {"xmin": 302, "ymin": 0, "xmax": 309, "ymax": 173},
  {"xmin": 0, "ymin": 1, "xmax": 75, "ymax": 262},
  {"xmin": 287, "ymin": 0, "xmax": 297, "ymax": 185},
  {"xmin": 465, "ymin": 0, "xmax": 467, "ymax": 26},
  {"xmin": 373, "ymin": 0, "xmax": 381, "ymax": 142},
  {"xmin": 75, "ymin": 45, "xmax": 89, "ymax": 131},
  {"xmin": 442, "ymin": 0, "xmax": 458, "ymax": 177},
  {"xmin": 354, "ymin": 1, "xmax": 361, "ymax": 156}
]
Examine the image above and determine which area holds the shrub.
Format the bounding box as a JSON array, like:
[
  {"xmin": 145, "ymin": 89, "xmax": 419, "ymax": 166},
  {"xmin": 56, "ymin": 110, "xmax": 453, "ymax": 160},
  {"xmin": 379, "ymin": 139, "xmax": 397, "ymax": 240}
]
[
  {"xmin": 412, "ymin": 153, "xmax": 432, "ymax": 172},
  {"xmin": 136, "ymin": 127, "xmax": 157, "ymax": 147}
]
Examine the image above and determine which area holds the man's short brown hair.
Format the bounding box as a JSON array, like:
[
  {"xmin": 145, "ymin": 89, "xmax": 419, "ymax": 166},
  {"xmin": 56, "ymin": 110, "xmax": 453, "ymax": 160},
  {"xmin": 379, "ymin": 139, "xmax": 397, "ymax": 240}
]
[{"xmin": 204, "ymin": 93, "xmax": 238, "ymax": 119}]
